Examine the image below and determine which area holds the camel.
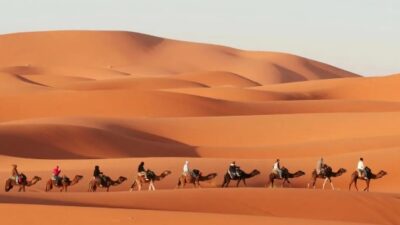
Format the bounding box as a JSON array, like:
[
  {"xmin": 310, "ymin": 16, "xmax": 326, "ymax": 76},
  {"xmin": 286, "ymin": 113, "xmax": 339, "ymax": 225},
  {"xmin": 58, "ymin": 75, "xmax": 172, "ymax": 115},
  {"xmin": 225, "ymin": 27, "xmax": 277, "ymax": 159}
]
[
  {"xmin": 45, "ymin": 175, "xmax": 84, "ymax": 192},
  {"xmin": 5, "ymin": 173, "xmax": 42, "ymax": 192},
  {"xmin": 349, "ymin": 167, "xmax": 387, "ymax": 192},
  {"xmin": 88, "ymin": 176, "xmax": 127, "ymax": 192},
  {"xmin": 307, "ymin": 166, "xmax": 346, "ymax": 190},
  {"xmin": 130, "ymin": 170, "xmax": 171, "ymax": 191},
  {"xmin": 267, "ymin": 167, "xmax": 305, "ymax": 188},
  {"xmin": 176, "ymin": 169, "xmax": 217, "ymax": 188},
  {"xmin": 221, "ymin": 169, "xmax": 260, "ymax": 188}
]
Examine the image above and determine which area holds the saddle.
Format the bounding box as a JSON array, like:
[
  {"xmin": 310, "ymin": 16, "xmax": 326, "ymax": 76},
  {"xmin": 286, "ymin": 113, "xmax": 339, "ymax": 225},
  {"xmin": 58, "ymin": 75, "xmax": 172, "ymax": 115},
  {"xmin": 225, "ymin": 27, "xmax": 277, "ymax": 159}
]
[
  {"xmin": 95, "ymin": 175, "xmax": 108, "ymax": 187},
  {"xmin": 54, "ymin": 176, "xmax": 69, "ymax": 186},
  {"xmin": 52, "ymin": 179, "xmax": 62, "ymax": 186},
  {"xmin": 17, "ymin": 173, "xmax": 27, "ymax": 184},
  {"xmin": 319, "ymin": 165, "xmax": 331, "ymax": 177},
  {"xmin": 146, "ymin": 170, "xmax": 156, "ymax": 180},
  {"xmin": 280, "ymin": 167, "xmax": 289, "ymax": 178},
  {"xmin": 364, "ymin": 167, "xmax": 372, "ymax": 179}
]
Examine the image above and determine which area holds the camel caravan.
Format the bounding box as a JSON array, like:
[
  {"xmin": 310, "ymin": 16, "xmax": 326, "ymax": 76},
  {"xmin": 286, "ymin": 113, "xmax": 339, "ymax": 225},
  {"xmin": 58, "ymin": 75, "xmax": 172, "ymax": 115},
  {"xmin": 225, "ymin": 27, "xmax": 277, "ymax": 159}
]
[{"xmin": 4, "ymin": 158, "xmax": 387, "ymax": 192}]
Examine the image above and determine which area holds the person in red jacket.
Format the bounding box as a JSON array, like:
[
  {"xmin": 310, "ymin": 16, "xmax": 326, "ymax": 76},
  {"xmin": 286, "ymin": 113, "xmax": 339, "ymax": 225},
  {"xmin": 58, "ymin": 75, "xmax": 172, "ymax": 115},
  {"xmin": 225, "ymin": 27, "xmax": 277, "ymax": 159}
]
[{"xmin": 52, "ymin": 165, "xmax": 62, "ymax": 185}]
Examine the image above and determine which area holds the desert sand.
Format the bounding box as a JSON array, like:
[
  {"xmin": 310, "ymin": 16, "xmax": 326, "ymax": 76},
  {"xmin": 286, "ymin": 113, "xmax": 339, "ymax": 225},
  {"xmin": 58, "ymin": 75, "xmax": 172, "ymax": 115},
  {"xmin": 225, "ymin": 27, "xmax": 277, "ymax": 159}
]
[{"xmin": 0, "ymin": 31, "xmax": 399, "ymax": 225}]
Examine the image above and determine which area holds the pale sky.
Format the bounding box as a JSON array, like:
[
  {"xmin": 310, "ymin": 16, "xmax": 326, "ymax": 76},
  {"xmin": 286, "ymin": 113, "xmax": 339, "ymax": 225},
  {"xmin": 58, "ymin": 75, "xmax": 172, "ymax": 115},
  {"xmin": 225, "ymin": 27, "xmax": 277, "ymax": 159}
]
[{"xmin": 1, "ymin": 0, "xmax": 399, "ymax": 76}]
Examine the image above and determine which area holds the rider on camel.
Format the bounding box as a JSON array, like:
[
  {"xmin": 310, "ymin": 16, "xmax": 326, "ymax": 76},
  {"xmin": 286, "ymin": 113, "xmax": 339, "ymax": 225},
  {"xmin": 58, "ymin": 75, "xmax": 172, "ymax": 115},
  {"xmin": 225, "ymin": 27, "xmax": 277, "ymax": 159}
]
[
  {"xmin": 272, "ymin": 159, "xmax": 282, "ymax": 178},
  {"xmin": 52, "ymin": 165, "xmax": 61, "ymax": 185},
  {"xmin": 138, "ymin": 162, "xmax": 149, "ymax": 181},
  {"xmin": 316, "ymin": 157, "xmax": 324, "ymax": 175},
  {"xmin": 228, "ymin": 161, "xmax": 240, "ymax": 178},
  {"xmin": 357, "ymin": 157, "xmax": 367, "ymax": 179},
  {"xmin": 93, "ymin": 165, "xmax": 105, "ymax": 185},
  {"xmin": 183, "ymin": 161, "xmax": 191, "ymax": 176},
  {"xmin": 11, "ymin": 164, "xmax": 20, "ymax": 184}
]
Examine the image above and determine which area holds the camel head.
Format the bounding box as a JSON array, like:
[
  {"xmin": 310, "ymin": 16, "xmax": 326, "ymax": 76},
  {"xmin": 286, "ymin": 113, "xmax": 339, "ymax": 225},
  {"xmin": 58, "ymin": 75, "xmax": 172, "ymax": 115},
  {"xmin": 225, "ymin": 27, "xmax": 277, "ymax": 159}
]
[
  {"xmin": 74, "ymin": 175, "xmax": 84, "ymax": 181},
  {"xmin": 33, "ymin": 176, "xmax": 42, "ymax": 181},
  {"xmin": 118, "ymin": 176, "xmax": 127, "ymax": 183},
  {"xmin": 251, "ymin": 169, "xmax": 261, "ymax": 176},
  {"xmin": 206, "ymin": 173, "xmax": 217, "ymax": 179},
  {"xmin": 294, "ymin": 171, "xmax": 306, "ymax": 177},
  {"xmin": 337, "ymin": 168, "xmax": 347, "ymax": 175},
  {"xmin": 161, "ymin": 170, "xmax": 172, "ymax": 177},
  {"xmin": 68, "ymin": 175, "xmax": 84, "ymax": 185},
  {"xmin": 200, "ymin": 173, "xmax": 217, "ymax": 181},
  {"xmin": 376, "ymin": 170, "xmax": 387, "ymax": 178},
  {"xmin": 26, "ymin": 176, "xmax": 42, "ymax": 186}
]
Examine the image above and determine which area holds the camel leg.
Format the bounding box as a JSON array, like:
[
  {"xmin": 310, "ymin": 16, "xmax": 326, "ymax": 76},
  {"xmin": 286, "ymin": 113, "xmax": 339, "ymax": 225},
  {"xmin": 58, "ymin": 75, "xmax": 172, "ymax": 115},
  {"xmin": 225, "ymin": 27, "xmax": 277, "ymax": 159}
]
[
  {"xmin": 286, "ymin": 179, "xmax": 292, "ymax": 188},
  {"xmin": 224, "ymin": 180, "xmax": 230, "ymax": 188},
  {"xmin": 222, "ymin": 177, "xmax": 230, "ymax": 188},
  {"xmin": 349, "ymin": 179, "xmax": 354, "ymax": 190},
  {"xmin": 149, "ymin": 181, "xmax": 155, "ymax": 191},
  {"xmin": 45, "ymin": 183, "xmax": 50, "ymax": 192},
  {"xmin": 309, "ymin": 177, "xmax": 317, "ymax": 189},
  {"xmin": 107, "ymin": 187, "xmax": 110, "ymax": 192},
  {"xmin": 354, "ymin": 179, "xmax": 359, "ymax": 191},
  {"xmin": 236, "ymin": 179, "xmax": 241, "ymax": 187},
  {"xmin": 182, "ymin": 179, "xmax": 187, "ymax": 188},
  {"xmin": 322, "ymin": 178, "xmax": 328, "ymax": 189},
  {"xmin": 330, "ymin": 180, "xmax": 335, "ymax": 190},
  {"xmin": 363, "ymin": 180, "xmax": 370, "ymax": 192}
]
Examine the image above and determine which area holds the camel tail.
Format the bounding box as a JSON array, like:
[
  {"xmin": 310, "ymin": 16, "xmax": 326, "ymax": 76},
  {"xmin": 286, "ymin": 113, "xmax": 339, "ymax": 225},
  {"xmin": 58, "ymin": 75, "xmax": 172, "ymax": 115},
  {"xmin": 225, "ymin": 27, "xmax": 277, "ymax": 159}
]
[
  {"xmin": 129, "ymin": 180, "xmax": 137, "ymax": 192},
  {"xmin": 88, "ymin": 181, "xmax": 93, "ymax": 192}
]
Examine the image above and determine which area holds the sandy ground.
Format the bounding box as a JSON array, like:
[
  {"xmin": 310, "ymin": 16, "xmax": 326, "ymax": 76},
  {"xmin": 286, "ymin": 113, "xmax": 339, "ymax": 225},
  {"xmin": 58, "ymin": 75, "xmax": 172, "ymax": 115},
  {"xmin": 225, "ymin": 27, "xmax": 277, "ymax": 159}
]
[{"xmin": 0, "ymin": 31, "xmax": 398, "ymax": 225}]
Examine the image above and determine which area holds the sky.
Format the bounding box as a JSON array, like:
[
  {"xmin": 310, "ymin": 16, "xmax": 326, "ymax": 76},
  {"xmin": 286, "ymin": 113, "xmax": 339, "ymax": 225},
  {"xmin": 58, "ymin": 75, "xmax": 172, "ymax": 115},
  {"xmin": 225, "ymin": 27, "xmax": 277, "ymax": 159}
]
[{"xmin": 1, "ymin": 0, "xmax": 399, "ymax": 75}]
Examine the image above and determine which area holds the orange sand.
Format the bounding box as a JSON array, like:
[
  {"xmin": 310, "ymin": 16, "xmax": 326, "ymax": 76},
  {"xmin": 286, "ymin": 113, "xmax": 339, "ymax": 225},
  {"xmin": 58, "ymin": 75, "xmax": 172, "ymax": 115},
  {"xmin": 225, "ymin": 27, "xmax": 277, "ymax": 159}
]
[{"xmin": 0, "ymin": 31, "xmax": 398, "ymax": 225}]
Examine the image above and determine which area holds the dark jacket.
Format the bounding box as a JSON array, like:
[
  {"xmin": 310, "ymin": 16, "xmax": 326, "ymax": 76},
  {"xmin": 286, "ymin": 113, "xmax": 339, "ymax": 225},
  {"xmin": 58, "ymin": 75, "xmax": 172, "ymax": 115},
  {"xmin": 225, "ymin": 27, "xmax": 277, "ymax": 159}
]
[
  {"xmin": 93, "ymin": 167, "xmax": 102, "ymax": 177},
  {"xmin": 138, "ymin": 163, "xmax": 145, "ymax": 173}
]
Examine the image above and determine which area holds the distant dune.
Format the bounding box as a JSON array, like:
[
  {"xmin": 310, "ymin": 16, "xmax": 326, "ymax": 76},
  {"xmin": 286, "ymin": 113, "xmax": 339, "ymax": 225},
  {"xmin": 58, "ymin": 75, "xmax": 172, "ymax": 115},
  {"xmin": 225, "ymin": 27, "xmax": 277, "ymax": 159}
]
[
  {"xmin": 0, "ymin": 31, "xmax": 358, "ymax": 84},
  {"xmin": 0, "ymin": 31, "xmax": 398, "ymax": 225}
]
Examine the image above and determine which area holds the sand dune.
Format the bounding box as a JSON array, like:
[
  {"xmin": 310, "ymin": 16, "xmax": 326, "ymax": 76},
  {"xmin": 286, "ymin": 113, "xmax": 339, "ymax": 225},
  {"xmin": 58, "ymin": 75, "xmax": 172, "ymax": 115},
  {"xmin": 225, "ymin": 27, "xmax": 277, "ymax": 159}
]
[
  {"xmin": 0, "ymin": 203, "xmax": 374, "ymax": 225},
  {"xmin": 255, "ymin": 75, "xmax": 400, "ymax": 101},
  {"xmin": 0, "ymin": 31, "xmax": 359, "ymax": 84},
  {"xmin": 0, "ymin": 30, "xmax": 398, "ymax": 225},
  {"xmin": 2, "ymin": 114, "xmax": 400, "ymax": 159},
  {"xmin": 1, "ymin": 189, "xmax": 399, "ymax": 225}
]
